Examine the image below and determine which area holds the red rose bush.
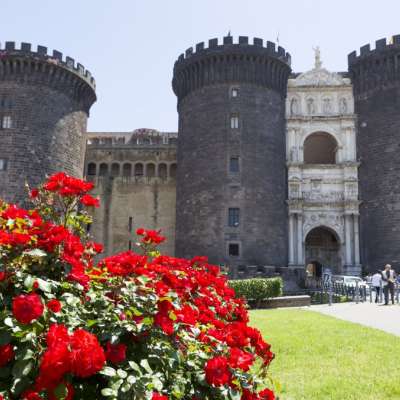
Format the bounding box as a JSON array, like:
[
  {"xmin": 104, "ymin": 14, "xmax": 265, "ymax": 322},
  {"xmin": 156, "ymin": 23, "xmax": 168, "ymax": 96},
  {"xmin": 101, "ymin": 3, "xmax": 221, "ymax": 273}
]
[{"xmin": 0, "ymin": 173, "xmax": 277, "ymax": 399}]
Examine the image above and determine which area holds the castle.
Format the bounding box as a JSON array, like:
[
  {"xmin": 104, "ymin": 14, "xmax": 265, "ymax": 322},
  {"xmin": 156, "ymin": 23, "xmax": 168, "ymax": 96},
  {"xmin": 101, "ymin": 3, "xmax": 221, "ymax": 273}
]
[{"xmin": 1, "ymin": 35, "xmax": 400, "ymax": 288}]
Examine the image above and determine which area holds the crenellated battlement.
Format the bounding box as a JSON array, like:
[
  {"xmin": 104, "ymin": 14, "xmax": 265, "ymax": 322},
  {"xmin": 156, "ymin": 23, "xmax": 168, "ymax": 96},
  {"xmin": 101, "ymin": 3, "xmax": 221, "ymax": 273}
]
[
  {"xmin": 172, "ymin": 36, "xmax": 292, "ymax": 101},
  {"xmin": 348, "ymin": 35, "xmax": 400, "ymax": 65},
  {"xmin": 0, "ymin": 41, "xmax": 96, "ymax": 89},
  {"xmin": 174, "ymin": 36, "xmax": 291, "ymax": 67},
  {"xmin": 348, "ymin": 35, "xmax": 400, "ymax": 97}
]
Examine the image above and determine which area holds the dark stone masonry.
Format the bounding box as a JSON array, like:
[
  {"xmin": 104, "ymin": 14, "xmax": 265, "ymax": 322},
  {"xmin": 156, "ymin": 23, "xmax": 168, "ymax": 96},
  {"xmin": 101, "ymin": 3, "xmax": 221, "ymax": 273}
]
[
  {"xmin": 0, "ymin": 42, "xmax": 96, "ymax": 203},
  {"xmin": 349, "ymin": 35, "xmax": 400, "ymax": 271},
  {"xmin": 172, "ymin": 36, "xmax": 291, "ymax": 272}
]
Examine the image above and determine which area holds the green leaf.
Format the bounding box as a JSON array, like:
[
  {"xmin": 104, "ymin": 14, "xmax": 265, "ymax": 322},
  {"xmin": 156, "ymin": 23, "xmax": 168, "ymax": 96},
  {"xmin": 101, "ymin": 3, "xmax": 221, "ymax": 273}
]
[
  {"xmin": 140, "ymin": 359, "xmax": 153, "ymax": 374},
  {"xmin": 128, "ymin": 361, "xmax": 142, "ymax": 374},
  {"xmin": 117, "ymin": 369, "xmax": 128, "ymax": 379},
  {"xmin": 37, "ymin": 278, "xmax": 52, "ymax": 293},
  {"xmin": 100, "ymin": 366, "xmax": 117, "ymax": 377},
  {"xmin": 53, "ymin": 383, "xmax": 68, "ymax": 400},
  {"xmin": 101, "ymin": 388, "xmax": 117, "ymax": 397},
  {"xmin": 0, "ymin": 331, "xmax": 11, "ymax": 345},
  {"xmin": 23, "ymin": 275, "xmax": 35, "ymax": 290},
  {"xmin": 24, "ymin": 249, "xmax": 47, "ymax": 258},
  {"xmin": 12, "ymin": 359, "xmax": 33, "ymax": 378}
]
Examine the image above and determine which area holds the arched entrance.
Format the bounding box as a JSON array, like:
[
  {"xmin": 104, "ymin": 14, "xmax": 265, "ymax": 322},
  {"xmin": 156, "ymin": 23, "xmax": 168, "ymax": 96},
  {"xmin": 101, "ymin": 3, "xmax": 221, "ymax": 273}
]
[{"xmin": 305, "ymin": 226, "xmax": 341, "ymax": 276}]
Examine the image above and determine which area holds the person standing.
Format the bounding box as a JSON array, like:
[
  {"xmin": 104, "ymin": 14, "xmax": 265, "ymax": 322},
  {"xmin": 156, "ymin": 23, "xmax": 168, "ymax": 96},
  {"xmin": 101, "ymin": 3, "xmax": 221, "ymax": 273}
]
[
  {"xmin": 371, "ymin": 271, "xmax": 382, "ymax": 303},
  {"xmin": 382, "ymin": 264, "xmax": 396, "ymax": 305}
]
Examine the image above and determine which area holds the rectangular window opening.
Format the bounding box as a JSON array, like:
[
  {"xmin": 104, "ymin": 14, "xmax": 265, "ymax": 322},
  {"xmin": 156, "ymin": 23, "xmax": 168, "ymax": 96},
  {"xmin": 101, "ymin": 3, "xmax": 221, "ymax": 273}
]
[
  {"xmin": 229, "ymin": 157, "xmax": 240, "ymax": 173},
  {"xmin": 0, "ymin": 159, "xmax": 7, "ymax": 171},
  {"xmin": 128, "ymin": 216, "xmax": 133, "ymax": 232},
  {"xmin": 1, "ymin": 115, "xmax": 12, "ymax": 129},
  {"xmin": 228, "ymin": 208, "xmax": 240, "ymax": 227},
  {"xmin": 228, "ymin": 243, "xmax": 240, "ymax": 257},
  {"xmin": 230, "ymin": 115, "xmax": 239, "ymax": 129},
  {"xmin": 231, "ymin": 88, "xmax": 239, "ymax": 98}
]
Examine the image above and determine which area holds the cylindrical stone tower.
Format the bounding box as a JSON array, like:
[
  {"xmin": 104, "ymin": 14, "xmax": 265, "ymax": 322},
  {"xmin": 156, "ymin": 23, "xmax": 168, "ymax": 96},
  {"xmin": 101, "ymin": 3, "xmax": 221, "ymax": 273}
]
[
  {"xmin": 0, "ymin": 41, "xmax": 96, "ymax": 203},
  {"xmin": 348, "ymin": 35, "xmax": 400, "ymax": 271},
  {"xmin": 172, "ymin": 36, "xmax": 291, "ymax": 272}
]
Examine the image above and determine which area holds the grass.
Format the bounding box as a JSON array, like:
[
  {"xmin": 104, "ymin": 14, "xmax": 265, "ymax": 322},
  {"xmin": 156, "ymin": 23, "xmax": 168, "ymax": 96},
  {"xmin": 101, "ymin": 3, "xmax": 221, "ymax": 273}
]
[{"xmin": 250, "ymin": 309, "xmax": 400, "ymax": 400}]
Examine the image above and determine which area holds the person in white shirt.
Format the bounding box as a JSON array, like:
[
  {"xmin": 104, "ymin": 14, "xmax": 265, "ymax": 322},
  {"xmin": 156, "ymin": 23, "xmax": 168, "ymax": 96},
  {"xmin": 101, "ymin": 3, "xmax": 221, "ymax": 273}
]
[
  {"xmin": 382, "ymin": 264, "xmax": 396, "ymax": 305},
  {"xmin": 371, "ymin": 271, "xmax": 382, "ymax": 303}
]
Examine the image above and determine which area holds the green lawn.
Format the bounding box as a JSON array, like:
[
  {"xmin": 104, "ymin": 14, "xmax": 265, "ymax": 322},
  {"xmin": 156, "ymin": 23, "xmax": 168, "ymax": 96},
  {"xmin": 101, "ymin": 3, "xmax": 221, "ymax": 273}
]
[{"xmin": 250, "ymin": 309, "xmax": 400, "ymax": 400}]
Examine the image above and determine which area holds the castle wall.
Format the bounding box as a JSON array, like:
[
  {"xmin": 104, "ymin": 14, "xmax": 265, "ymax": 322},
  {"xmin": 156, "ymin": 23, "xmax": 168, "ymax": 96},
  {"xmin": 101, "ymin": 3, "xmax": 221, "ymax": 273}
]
[
  {"xmin": 349, "ymin": 36, "xmax": 400, "ymax": 272},
  {"xmin": 84, "ymin": 132, "xmax": 177, "ymax": 256},
  {"xmin": 0, "ymin": 42, "xmax": 96, "ymax": 203},
  {"xmin": 173, "ymin": 36, "xmax": 291, "ymax": 272}
]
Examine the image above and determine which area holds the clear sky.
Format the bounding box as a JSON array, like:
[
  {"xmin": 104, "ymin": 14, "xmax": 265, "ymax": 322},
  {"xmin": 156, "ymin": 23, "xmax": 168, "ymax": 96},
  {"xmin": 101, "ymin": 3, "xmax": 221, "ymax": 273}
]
[{"xmin": 1, "ymin": 0, "xmax": 399, "ymax": 132}]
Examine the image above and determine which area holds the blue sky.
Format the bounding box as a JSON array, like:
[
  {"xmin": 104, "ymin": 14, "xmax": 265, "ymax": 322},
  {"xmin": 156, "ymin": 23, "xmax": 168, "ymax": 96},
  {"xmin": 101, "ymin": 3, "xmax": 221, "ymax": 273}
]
[{"xmin": 1, "ymin": 0, "xmax": 399, "ymax": 132}]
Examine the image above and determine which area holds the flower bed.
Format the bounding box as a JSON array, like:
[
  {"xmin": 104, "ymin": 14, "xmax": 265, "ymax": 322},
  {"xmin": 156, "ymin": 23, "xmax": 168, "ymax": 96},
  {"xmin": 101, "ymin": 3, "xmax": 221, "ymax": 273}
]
[{"xmin": 0, "ymin": 173, "xmax": 276, "ymax": 399}]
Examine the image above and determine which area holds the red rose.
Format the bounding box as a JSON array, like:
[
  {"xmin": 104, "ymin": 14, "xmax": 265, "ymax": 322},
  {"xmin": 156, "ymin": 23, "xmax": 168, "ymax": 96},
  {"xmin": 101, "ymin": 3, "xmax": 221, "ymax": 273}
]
[
  {"xmin": 136, "ymin": 228, "xmax": 145, "ymax": 235},
  {"xmin": 152, "ymin": 393, "xmax": 169, "ymax": 400},
  {"xmin": 37, "ymin": 343, "xmax": 71, "ymax": 390},
  {"xmin": 70, "ymin": 329, "xmax": 105, "ymax": 377},
  {"xmin": 22, "ymin": 389, "xmax": 44, "ymax": 400},
  {"xmin": 0, "ymin": 343, "xmax": 14, "ymax": 367},
  {"xmin": 105, "ymin": 342, "xmax": 127, "ymax": 364},
  {"xmin": 0, "ymin": 271, "xmax": 6, "ymax": 281},
  {"xmin": 46, "ymin": 324, "xmax": 70, "ymax": 348},
  {"xmin": 228, "ymin": 348, "xmax": 254, "ymax": 371},
  {"xmin": 204, "ymin": 356, "xmax": 232, "ymax": 386},
  {"xmin": 12, "ymin": 293, "xmax": 44, "ymax": 324},
  {"xmin": 30, "ymin": 188, "xmax": 39, "ymax": 198},
  {"xmin": 80, "ymin": 194, "xmax": 99, "ymax": 207},
  {"xmin": 47, "ymin": 299, "xmax": 62, "ymax": 313},
  {"xmin": 259, "ymin": 388, "xmax": 275, "ymax": 400}
]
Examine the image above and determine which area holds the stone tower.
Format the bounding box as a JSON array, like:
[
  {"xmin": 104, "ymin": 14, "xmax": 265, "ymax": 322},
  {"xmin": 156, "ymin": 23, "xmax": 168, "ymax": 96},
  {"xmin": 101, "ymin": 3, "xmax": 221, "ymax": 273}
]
[
  {"xmin": 0, "ymin": 42, "xmax": 96, "ymax": 203},
  {"xmin": 348, "ymin": 35, "xmax": 400, "ymax": 271},
  {"xmin": 172, "ymin": 36, "xmax": 291, "ymax": 273}
]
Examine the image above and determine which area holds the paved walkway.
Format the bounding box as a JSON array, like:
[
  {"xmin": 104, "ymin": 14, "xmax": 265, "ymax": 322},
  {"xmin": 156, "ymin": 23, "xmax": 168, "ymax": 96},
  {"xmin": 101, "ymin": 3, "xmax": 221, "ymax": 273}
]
[{"xmin": 310, "ymin": 302, "xmax": 400, "ymax": 336}]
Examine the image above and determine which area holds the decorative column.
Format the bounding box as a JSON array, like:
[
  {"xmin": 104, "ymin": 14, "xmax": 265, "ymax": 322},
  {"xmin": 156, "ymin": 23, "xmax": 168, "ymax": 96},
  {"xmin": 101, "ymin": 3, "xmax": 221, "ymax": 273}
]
[
  {"xmin": 353, "ymin": 214, "xmax": 360, "ymax": 265},
  {"xmin": 344, "ymin": 214, "xmax": 352, "ymax": 265},
  {"xmin": 297, "ymin": 213, "xmax": 303, "ymax": 265},
  {"xmin": 288, "ymin": 214, "xmax": 295, "ymax": 265}
]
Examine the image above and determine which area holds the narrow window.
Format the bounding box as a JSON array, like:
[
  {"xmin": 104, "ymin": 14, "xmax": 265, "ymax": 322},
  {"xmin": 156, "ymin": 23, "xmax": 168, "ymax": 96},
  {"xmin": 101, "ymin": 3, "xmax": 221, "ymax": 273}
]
[
  {"xmin": 0, "ymin": 159, "xmax": 7, "ymax": 171},
  {"xmin": 86, "ymin": 223, "xmax": 92, "ymax": 233},
  {"xmin": 1, "ymin": 116, "xmax": 12, "ymax": 129},
  {"xmin": 99, "ymin": 163, "xmax": 108, "ymax": 176},
  {"xmin": 228, "ymin": 208, "xmax": 240, "ymax": 227},
  {"xmin": 128, "ymin": 240, "xmax": 132, "ymax": 250},
  {"xmin": 230, "ymin": 115, "xmax": 239, "ymax": 129},
  {"xmin": 134, "ymin": 163, "xmax": 144, "ymax": 176},
  {"xmin": 111, "ymin": 163, "xmax": 120, "ymax": 177},
  {"xmin": 128, "ymin": 217, "xmax": 133, "ymax": 232},
  {"xmin": 231, "ymin": 88, "xmax": 239, "ymax": 98},
  {"xmin": 122, "ymin": 163, "xmax": 132, "ymax": 177},
  {"xmin": 228, "ymin": 243, "xmax": 240, "ymax": 257},
  {"xmin": 158, "ymin": 163, "xmax": 168, "ymax": 179},
  {"xmin": 229, "ymin": 157, "xmax": 240, "ymax": 173},
  {"xmin": 87, "ymin": 163, "xmax": 96, "ymax": 176}
]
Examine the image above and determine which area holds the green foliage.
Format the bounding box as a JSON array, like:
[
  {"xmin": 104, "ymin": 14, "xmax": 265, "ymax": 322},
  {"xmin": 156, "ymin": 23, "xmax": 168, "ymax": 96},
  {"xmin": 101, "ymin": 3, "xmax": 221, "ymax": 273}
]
[{"xmin": 229, "ymin": 278, "xmax": 283, "ymax": 302}]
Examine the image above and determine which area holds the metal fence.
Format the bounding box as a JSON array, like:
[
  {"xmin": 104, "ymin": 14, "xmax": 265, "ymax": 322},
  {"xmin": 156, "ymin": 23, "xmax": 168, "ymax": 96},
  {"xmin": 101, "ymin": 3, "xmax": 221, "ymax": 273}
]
[{"xmin": 312, "ymin": 281, "xmax": 400, "ymax": 305}]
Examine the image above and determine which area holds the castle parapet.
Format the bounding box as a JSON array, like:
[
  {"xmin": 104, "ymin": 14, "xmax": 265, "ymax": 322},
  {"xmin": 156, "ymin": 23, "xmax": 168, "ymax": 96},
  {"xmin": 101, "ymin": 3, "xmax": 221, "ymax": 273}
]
[
  {"xmin": 348, "ymin": 35, "xmax": 400, "ymax": 97},
  {"xmin": 0, "ymin": 41, "xmax": 96, "ymax": 112},
  {"xmin": 172, "ymin": 36, "xmax": 291, "ymax": 102}
]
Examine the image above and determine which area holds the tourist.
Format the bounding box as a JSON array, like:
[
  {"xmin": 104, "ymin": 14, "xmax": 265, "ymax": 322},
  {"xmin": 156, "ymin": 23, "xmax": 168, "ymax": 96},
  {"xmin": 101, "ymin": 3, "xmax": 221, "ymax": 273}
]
[
  {"xmin": 371, "ymin": 271, "xmax": 382, "ymax": 303},
  {"xmin": 382, "ymin": 264, "xmax": 396, "ymax": 305}
]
